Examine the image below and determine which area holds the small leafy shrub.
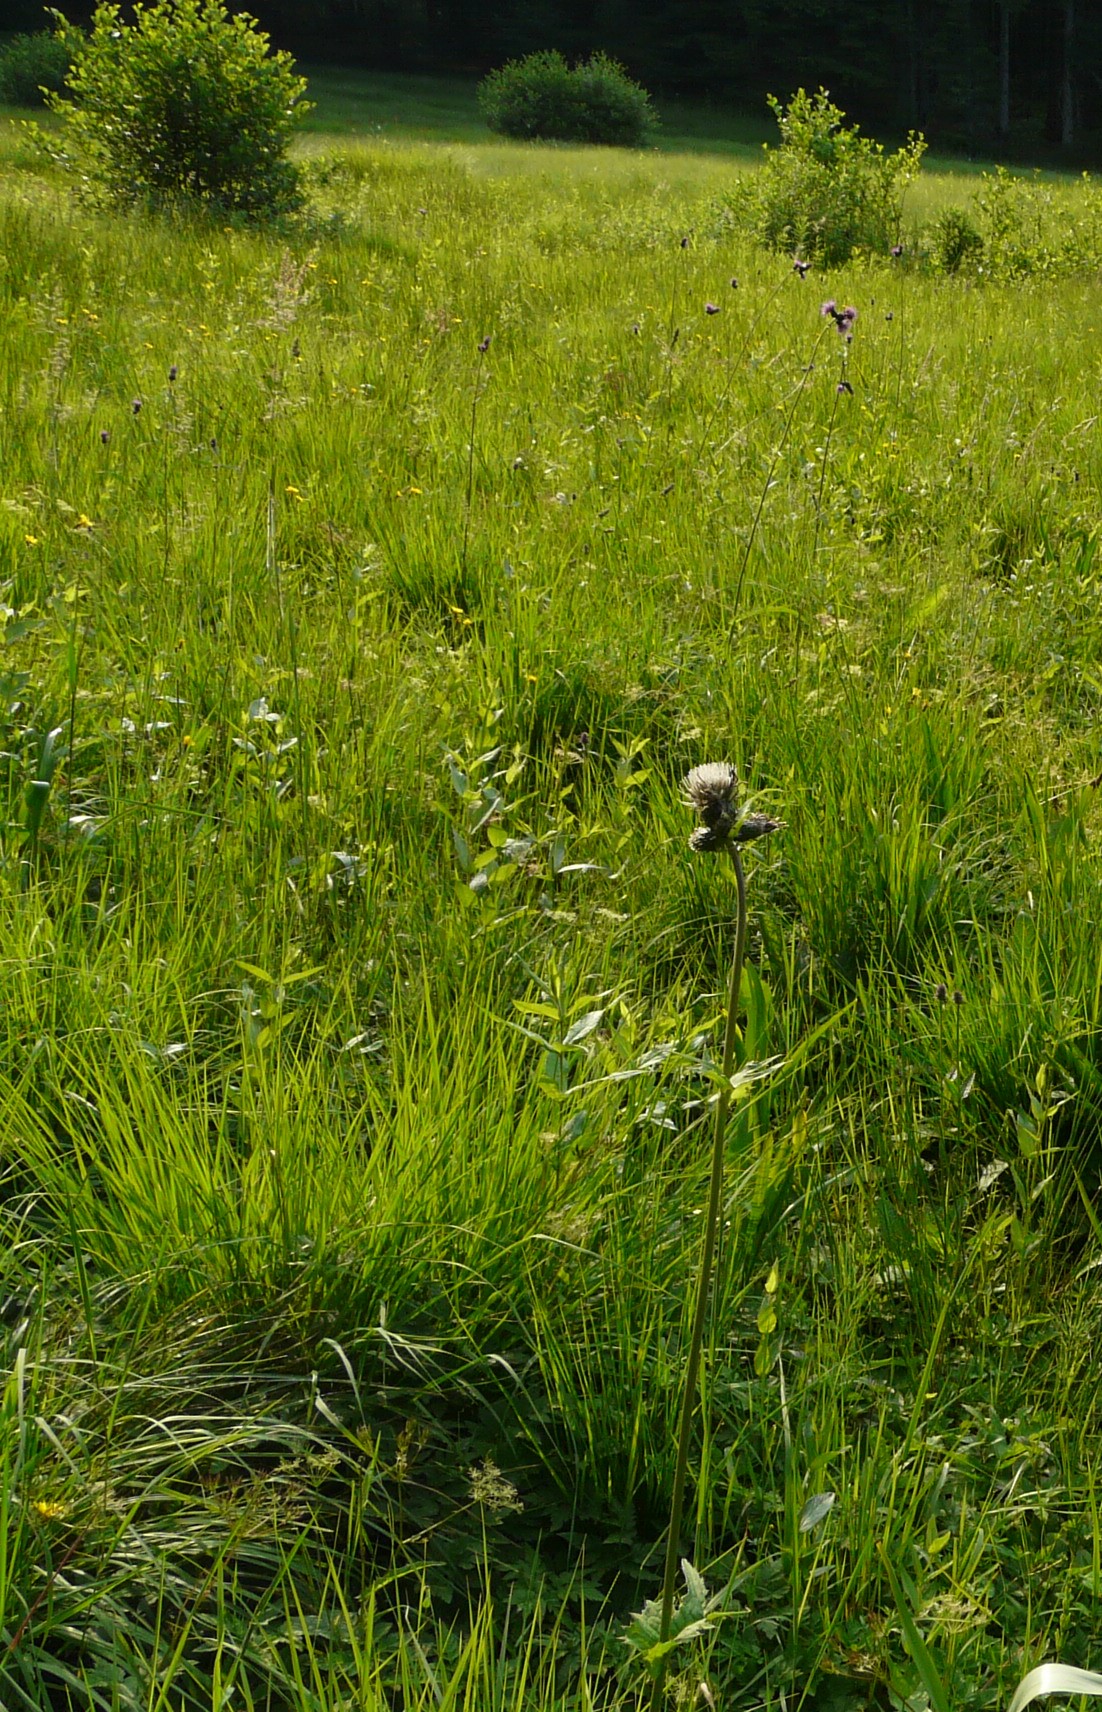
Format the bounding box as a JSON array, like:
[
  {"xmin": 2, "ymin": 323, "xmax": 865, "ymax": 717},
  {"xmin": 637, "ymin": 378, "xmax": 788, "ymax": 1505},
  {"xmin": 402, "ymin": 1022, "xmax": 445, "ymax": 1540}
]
[
  {"xmin": 928, "ymin": 204, "xmax": 984, "ymax": 274},
  {"xmin": 0, "ymin": 30, "xmax": 72, "ymax": 106},
  {"xmin": 971, "ymin": 166, "xmax": 1102, "ymax": 280},
  {"xmin": 478, "ymin": 50, "xmax": 656, "ymax": 148},
  {"xmin": 738, "ymin": 87, "xmax": 925, "ymax": 266},
  {"xmin": 47, "ymin": 0, "xmax": 312, "ymax": 219},
  {"xmin": 918, "ymin": 171, "xmax": 1102, "ymax": 282}
]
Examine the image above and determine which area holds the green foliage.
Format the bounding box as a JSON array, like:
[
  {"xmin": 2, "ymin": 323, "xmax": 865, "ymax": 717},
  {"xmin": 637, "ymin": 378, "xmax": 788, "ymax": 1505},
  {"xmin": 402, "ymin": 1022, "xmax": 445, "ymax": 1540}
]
[
  {"xmin": 0, "ymin": 30, "xmax": 72, "ymax": 106},
  {"xmin": 478, "ymin": 50, "xmax": 656, "ymax": 148},
  {"xmin": 5, "ymin": 84, "xmax": 1102, "ymax": 1711},
  {"xmin": 927, "ymin": 203, "xmax": 984, "ymax": 273},
  {"xmin": 737, "ymin": 87, "xmax": 925, "ymax": 266},
  {"xmin": 46, "ymin": 0, "xmax": 311, "ymax": 218},
  {"xmin": 915, "ymin": 170, "xmax": 1102, "ymax": 281}
]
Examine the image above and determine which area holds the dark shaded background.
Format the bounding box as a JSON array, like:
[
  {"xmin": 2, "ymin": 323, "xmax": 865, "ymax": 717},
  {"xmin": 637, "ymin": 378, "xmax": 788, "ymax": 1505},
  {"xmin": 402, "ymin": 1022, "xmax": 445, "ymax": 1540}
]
[{"xmin": 12, "ymin": 0, "xmax": 1101, "ymax": 155}]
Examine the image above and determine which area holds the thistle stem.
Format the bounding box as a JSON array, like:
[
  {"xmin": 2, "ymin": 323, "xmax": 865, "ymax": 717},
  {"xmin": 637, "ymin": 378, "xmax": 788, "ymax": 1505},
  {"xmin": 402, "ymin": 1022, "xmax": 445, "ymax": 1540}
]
[{"xmin": 653, "ymin": 842, "xmax": 748, "ymax": 1707}]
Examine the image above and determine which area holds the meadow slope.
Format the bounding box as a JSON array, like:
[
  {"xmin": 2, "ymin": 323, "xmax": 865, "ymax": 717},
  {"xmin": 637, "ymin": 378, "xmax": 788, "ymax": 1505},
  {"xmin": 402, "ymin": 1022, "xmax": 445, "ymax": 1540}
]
[{"xmin": 2, "ymin": 101, "xmax": 1102, "ymax": 1710}]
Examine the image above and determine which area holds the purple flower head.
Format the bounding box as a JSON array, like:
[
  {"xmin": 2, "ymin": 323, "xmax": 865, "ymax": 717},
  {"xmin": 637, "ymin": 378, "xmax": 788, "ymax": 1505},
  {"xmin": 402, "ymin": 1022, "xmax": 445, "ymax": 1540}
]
[
  {"xmin": 837, "ymin": 378, "xmax": 854, "ymax": 395},
  {"xmin": 100, "ymin": 429, "xmax": 110, "ymax": 444},
  {"xmin": 705, "ymin": 301, "xmax": 719, "ymax": 315},
  {"xmin": 890, "ymin": 243, "xmax": 904, "ymax": 259},
  {"xmin": 793, "ymin": 258, "xmax": 810, "ymax": 278},
  {"xmin": 478, "ymin": 335, "xmax": 491, "ymax": 353},
  {"xmin": 822, "ymin": 301, "xmax": 857, "ymax": 338},
  {"xmin": 132, "ymin": 398, "xmax": 142, "ymax": 415},
  {"xmin": 168, "ymin": 364, "xmax": 178, "ymax": 383}
]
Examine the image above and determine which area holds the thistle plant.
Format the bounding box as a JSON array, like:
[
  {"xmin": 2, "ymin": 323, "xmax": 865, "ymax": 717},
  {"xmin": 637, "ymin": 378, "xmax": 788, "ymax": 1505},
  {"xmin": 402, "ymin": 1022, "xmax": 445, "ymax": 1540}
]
[{"xmin": 649, "ymin": 764, "xmax": 781, "ymax": 1704}]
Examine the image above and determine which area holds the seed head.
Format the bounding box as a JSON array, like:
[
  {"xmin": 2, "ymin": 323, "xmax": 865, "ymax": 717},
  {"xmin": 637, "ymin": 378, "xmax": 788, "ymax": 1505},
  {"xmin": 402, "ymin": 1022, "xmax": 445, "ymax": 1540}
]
[
  {"xmin": 684, "ymin": 763, "xmax": 781, "ymax": 853},
  {"xmin": 684, "ymin": 762, "xmax": 738, "ymax": 819},
  {"xmin": 168, "ymin": 364, "xmax": 178, "ymax": 382}
]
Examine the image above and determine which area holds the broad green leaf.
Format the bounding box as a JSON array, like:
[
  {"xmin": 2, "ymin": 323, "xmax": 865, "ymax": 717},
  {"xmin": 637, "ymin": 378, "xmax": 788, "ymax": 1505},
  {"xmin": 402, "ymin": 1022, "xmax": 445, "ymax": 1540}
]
[{"xmin": 798, "ymin": 1491, "xmax": 835, "ymax": 1532}]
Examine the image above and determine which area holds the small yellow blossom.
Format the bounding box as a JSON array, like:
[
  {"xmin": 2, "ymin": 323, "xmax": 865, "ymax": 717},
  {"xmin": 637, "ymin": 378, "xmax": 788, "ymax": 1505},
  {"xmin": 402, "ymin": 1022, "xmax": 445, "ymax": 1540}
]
[
  {"xmin": 24, "ymin": 534, "xmax": 39, "ymax": 546},
  {"xmin": 32, "ymin": 1498, "xmax": 69, "ymax": 1521}
]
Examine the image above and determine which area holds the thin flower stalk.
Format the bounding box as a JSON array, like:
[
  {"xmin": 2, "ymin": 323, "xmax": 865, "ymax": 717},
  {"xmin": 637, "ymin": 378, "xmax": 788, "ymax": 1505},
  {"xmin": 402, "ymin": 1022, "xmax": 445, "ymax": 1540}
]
[{"xmin": 653, "ymin": 766, "xmax": 780, "ymax": 1707}]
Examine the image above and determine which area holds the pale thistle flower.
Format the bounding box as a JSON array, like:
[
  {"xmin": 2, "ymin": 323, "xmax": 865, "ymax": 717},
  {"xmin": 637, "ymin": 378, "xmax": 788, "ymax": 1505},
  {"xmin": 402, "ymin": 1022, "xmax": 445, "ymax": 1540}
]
[{"xmin": 683, "ymin": 763, "xmax": 781, "ymax": 853}]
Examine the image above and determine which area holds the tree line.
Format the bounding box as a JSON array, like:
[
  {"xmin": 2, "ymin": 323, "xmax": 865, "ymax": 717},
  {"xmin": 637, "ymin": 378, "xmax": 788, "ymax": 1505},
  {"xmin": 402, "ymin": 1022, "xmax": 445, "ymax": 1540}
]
[{"xmin": 14, "ymin": 0, "xmax": 1100, "ymax": 152}]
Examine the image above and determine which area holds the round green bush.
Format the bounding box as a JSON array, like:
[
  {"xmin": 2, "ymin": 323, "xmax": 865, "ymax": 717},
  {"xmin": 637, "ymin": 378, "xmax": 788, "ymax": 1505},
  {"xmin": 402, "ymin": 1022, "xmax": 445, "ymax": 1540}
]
[
  {"xmin": 478, "ymin": 50, "xmax": 656, "ymax": 148},
  {"xmin": 0, "ymin": 31, "xmax": 72, "ymax": 106},
  {"xmin": 741, "ymin": 88, "xmax": 925, "ymax": 268},
  {"xmin": 47, "ymin": 0, "xmax": 312, "ymax": 220}
]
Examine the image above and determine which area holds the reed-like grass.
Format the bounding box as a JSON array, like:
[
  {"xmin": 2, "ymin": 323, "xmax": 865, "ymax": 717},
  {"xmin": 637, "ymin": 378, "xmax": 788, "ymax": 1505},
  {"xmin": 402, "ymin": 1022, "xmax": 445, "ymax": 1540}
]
[{"xmin": 1, "ymin": 78, "xmax": 1102, "ymax": 1710}]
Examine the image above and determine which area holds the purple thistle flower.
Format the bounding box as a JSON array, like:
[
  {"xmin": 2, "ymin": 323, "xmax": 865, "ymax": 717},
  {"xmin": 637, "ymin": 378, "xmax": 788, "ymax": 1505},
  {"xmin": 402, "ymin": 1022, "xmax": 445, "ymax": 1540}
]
[
  {"xmin": 837, "ymin": 379, "xmax": 854, "ymax": 395},
  {"xmin": 890, "ymin": 243, "xmax": 904, "ymax": 259},
  {"xmin": 821, "ymin": 302, "xmax": 858, "ymax": 339},
  {"xmin": 132, "ymin": 398, "xmax": 142, "ymax": 415},
  {"xmin": 100, "ymin": 429, "xmax": 110, "ymax": 444},
  {"xmin": 705, "ymin": 301, "xmax": 719, "ymax": 315},
  {"xmin": 478, "ymin": 335, "xmax": 491, "ymax": 353},
  {"xmin": 793, "ymin": 258, "xmax": 810, "ymax": 278}
]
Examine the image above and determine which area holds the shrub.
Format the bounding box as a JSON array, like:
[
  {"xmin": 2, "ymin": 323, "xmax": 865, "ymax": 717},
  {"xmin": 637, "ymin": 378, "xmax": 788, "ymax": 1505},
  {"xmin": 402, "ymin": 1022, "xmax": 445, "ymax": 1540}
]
[
  {"xmin": 478, "ymin": 50, "xmax": 656, "ymax": 148},
  {"xmin": 928, "ymin": 204, "xmax": 984, "ymax": 274},
  {"xmin": 46, "ymin": 0, "xmax": 312, "ymax": 219},
  {"xmin": 0, "ymin": 30, "xmax": 72, "ymax": 106},
  {"xmin": 741, "ymin": 87, "xmax": 925, "ymax": 267}
]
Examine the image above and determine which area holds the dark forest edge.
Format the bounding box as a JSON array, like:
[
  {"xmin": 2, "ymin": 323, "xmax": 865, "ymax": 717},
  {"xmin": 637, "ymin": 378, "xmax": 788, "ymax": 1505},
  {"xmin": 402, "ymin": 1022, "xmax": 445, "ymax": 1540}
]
[{"xmin": 4, "ymin": 0, "xmax": 1099, "ymax": 161}]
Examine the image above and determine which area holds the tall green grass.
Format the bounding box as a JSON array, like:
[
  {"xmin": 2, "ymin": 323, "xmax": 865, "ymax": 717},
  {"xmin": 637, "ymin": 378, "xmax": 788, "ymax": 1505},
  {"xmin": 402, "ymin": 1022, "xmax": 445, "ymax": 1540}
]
[{"xmin": 2, "ymin": 105, "xmax": 1102, "ymax": 1709}]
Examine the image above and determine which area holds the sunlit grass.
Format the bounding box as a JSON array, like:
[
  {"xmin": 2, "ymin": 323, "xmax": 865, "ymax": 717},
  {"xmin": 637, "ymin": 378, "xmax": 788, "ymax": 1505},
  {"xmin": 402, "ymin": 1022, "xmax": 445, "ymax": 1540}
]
[{"xmin": 1, "ymin": 68, "xmax": 1102, "ymax": 1711}]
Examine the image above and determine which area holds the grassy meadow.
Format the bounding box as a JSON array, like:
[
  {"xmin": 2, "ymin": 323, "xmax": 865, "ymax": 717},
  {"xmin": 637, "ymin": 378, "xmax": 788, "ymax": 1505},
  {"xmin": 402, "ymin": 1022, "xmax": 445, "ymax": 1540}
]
[{"xmin": 3, "ymin": 69, "xmax": 1102, "ymax": 1712}]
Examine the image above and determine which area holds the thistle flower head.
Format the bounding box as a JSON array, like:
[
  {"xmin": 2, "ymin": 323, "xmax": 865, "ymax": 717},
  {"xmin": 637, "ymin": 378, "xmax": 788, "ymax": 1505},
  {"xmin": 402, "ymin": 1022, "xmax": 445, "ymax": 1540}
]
[
  {"xmin": 685, "ymin": 761, "xmax": 738, "ymax": 817},
  {"xmin": 683, "ymin": 763, "xmax": 781, "ymax": 853}
]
